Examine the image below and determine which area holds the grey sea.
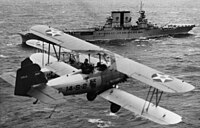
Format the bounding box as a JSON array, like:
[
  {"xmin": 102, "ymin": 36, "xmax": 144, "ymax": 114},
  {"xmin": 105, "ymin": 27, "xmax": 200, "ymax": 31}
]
[{"xmin": 0, "ymin": 0, "xmax": 200, "ymax": 127}]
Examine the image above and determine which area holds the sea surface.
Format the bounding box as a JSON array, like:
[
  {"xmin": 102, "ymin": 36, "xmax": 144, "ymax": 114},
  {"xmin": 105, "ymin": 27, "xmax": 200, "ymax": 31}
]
[{"xmin": 0, "ymin": 0, "xmax": 200, "ymax": 128}]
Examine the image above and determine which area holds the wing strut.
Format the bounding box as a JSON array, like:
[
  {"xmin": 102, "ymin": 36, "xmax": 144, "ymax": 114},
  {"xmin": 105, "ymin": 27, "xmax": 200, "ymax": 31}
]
[
  {"xmin": 155, "ymin": 89, "xmax": 163, "ymax": 106},
  {"xmin": 48, "ymin": 104, "xmax": 58, "ymax": 118},
  {"xmin": 42, "ymin": 41, "xmax": 45, "ymax": 66},
  {"xmin": 33, "ymin": 99, "xmax": 38, "ymax": 104},
  {"xmin": 141, "ymin": 87, "xmax": 164, "ymax": 114},
  {"xmin": 52, "ymin": 44, "xmax": 61, "ymax": 61},
  {"xmin": 88, "ymin": 54, "xmax": 91, "ymax": 63},
  {"xmin": 48, "ymin": 43, "xmax": 51, "ymax": 63}
]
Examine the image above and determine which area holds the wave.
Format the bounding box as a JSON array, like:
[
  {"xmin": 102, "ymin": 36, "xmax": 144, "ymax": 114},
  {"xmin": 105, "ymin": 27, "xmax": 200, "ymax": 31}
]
[
  {"xmin": 88, "ymin": 118, "xmax": 113, "ymax": 128},
  {"xmin": 0, "ymin": 54, "xmax": 9, "ymax": 58},
  {"xmin": 195, "ymin": 34, "xmax": 200, "ymax": 38},
  {"xmin": 182, "ymin": 66, "xmax": 200, "ymax": 72},
  {"xmin": 32, "ymin": 107, "xmax": 61, "ymax": 112},
  {"xmin": 106, "ymin": 112, "xmax": 118, "ymax": 117}
]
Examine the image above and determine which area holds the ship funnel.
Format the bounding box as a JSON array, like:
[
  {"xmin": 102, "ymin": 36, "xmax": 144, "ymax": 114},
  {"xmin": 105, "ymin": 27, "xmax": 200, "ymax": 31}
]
[{"xmin": 111, "ymin": 11, "xmax": 131, "ymax": 28}]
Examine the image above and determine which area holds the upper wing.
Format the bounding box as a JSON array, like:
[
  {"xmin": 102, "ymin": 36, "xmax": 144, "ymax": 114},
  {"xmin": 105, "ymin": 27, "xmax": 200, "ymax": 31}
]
[
  {"xmin": 29, "ymin": 25, "xmax": 105, "ymax": 52},
  {"xmin": 100, "ymin": 88, "xmax": 182, "ymax": 125},
  {"xmin": 112, "ymin": 54, "xmax": 195, "ymax": 93}
]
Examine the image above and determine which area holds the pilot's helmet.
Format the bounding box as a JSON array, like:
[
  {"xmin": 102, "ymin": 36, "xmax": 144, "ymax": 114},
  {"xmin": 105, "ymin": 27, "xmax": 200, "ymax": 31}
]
[
  {"xmin": 84, "ymin": 59, "xmax": 89, "ymax": 63},
  {"xmin": 97, "ymin": 62, "xmax": 101, "ymax": 66}
]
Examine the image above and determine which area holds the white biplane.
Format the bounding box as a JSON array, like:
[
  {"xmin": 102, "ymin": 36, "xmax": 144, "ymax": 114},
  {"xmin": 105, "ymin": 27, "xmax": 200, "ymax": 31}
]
[{"xmin": 1, "ymin": 25, "xmax": 195, "ymax": 125}]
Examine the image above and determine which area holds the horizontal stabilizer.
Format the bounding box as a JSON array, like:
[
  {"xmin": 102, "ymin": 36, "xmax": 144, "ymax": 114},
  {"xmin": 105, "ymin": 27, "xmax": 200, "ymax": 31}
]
[
  {"xmin": 100, "ymin": 88, "xmax": 182, "ymax": 125},
  {"xmin": 27, "ymin": 84, "xmax": 66, "ymax": 105},
  {"xmin": 0, "ymin": 72, "xmax": 16, "ymax": 86},
  {"xmin": 114, "ymin": 54, "xmax": 195, "ymax": 93}
]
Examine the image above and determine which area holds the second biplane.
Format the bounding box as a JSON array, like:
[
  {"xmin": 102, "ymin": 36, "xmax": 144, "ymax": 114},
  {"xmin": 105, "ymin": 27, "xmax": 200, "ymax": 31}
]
[{"xmin": 1, "ymin": 25, "xmax": 195, "ymax": 125}]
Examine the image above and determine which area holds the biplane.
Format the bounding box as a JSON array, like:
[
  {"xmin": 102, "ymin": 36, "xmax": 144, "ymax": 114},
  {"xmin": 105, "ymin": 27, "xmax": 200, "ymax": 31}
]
[{"xmin": 1, "ymin": 25, "xmax": 195, "ymax": 125}]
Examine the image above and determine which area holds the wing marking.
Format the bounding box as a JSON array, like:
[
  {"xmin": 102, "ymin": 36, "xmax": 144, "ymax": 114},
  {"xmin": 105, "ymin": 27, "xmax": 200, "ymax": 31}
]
[
  {"xmin": 45, "ymin": 28, "xmax": 63, "ymax": 37},
  {"xmin": 151, "ymin": 73, "xmax": 173, "ymax": 83}
]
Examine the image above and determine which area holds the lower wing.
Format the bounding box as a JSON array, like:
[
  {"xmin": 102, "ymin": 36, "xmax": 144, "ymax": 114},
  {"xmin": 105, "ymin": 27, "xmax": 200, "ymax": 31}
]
[
  {"xmin": 26, "ymin": 39, "xmax": 71, "ymax": 53},
  {"xmin": 100, "ymin": 88, "xmax": 182, "ymax": 125},
  {"xmin": 30, "ymin": 53, "xmax": 79, "ymax": 76}
]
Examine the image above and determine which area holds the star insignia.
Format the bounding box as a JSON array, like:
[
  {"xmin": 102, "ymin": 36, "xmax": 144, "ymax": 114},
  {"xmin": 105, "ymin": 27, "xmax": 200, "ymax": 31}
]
[
  {"xmin": 151, "ymin": 73, "xmax": 173, "ymax": 83},
  {"xmin": 46, "ymin": 28, "xmax": 62, "ymax": 37}
]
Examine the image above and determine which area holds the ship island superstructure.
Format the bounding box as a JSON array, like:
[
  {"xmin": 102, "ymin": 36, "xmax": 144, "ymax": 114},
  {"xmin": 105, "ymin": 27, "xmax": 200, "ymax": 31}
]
[{"xmin": 64, "ymin": 6, "xmax": 195, "ymax": 41}]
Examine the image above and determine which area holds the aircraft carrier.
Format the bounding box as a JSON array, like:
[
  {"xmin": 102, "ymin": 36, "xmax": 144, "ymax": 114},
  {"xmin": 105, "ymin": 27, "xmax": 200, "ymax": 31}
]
[{"xmin": 64, "ymin": 7, "xmax": 195, "ymax": 41}]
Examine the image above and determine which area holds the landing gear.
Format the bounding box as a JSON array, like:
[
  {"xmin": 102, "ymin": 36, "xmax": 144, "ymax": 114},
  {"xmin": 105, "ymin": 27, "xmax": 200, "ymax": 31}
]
[
  {"xmin": 110, "ymin": 102, "xmax": 121, "ymax": 113},
  {"xmin": 33, "ymin": 99, "xmax": 38, "ymax": 104},
  {"xmin": 86, "ymin": 92, "xmax": 97, "ymax": 101}
]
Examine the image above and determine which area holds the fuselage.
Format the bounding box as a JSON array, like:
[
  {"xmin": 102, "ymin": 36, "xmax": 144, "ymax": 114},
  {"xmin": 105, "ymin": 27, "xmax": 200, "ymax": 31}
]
[{"xmin": 47, "ymin": 69, "xmax": 127, "ymax": 96}]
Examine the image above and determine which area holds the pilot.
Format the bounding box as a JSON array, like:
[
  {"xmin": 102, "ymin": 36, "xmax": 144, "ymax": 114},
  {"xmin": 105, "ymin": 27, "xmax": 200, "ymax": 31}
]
[
  {"xmin": 69, "ymin": 55, "xmax": 76, "ymax": 64},
  {"xmin": 81, "ymin": 59, "xmax": 94, "ymax": 74},
  {"xmin": 83, "ymin": 59, "xmax": 89, "ymax": 65},
  {"xmin": 96, "ymin": 62, "xmax": 107, "ymax": 71}
]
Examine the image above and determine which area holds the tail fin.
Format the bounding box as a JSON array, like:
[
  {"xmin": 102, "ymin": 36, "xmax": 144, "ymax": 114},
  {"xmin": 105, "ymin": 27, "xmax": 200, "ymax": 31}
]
[{"xmin": 15, "ymin": 58, "xmax": 47, "ymax": 96}]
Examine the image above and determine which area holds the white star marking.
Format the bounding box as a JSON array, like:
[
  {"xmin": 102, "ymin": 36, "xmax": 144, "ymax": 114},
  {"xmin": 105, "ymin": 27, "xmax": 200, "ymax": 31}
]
[
  {"xmin": 46, "ymin": 28, "xmax": 62, "ymax": 37},
  {"xmin": 152, "ymin": 73, "xmax": 173, "ymax": 83}
]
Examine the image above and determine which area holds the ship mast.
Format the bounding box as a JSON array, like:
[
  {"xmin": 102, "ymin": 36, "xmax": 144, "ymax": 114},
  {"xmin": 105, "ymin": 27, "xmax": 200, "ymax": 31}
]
[
  {"xmin": 136, "ymin": 1, "xmax": 148, "ymax": 28},
  {"xmin": 139, "ymin": 1, "xmax": 145, "ymax": 19},
  {"xmin": 140, "ymin": 1, "xmax": 143, "ymax": 12}
]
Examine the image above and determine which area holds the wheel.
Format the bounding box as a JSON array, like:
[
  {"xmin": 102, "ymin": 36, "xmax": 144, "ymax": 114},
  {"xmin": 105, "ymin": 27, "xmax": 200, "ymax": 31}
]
[
  {"xmin": 86, "ymin": 92, "xmax": 97, "ymax": 101},
  {"xmin": 110, "ymin": 102, "xmax": 121, "ymax": 113}
]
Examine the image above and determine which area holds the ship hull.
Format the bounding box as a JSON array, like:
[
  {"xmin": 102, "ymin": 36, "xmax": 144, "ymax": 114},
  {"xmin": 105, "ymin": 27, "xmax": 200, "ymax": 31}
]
[{"xmin": 65, "ymin": 25, "xmax": 194, "ymax": 41}]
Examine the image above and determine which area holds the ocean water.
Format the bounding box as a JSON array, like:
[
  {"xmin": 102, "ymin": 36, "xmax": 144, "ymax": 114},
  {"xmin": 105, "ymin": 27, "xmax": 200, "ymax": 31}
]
[{"xmin": 0, "ymin": 0, "xmax": 200, "ymax": 127}]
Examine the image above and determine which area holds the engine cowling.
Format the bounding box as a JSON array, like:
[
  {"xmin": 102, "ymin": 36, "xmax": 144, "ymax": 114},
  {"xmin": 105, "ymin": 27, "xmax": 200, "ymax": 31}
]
[{"xmin": 110, "ymin": 102, "xmax": 121, "ymax": 113}]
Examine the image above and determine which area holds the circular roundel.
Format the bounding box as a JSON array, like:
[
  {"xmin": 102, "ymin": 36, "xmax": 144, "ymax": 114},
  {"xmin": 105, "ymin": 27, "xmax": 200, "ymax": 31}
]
[
  {"xmin": 45, "ymin": 28, "xmax": 62, "ymax": 37},
  {"xmin": 151, "ymin": 73, "xmax": 173, "ymax": 83}
]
